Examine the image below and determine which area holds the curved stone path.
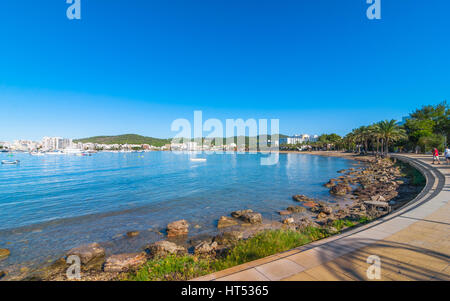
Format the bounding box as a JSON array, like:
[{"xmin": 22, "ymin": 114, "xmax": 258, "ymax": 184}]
[{"xmin": 194, "ymin": 154, "xmax": 450, "ymax": 281}]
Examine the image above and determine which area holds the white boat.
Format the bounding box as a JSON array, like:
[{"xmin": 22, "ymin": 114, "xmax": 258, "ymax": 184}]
[
  {"xmin": 30, "ymin": 152, "xmax": 45, "ymax": 156},
  {"xmin": 190, "ymin": 158, "xmax": 207, "ymax": 162},
  {"xmin": 1, "ymin": 160, "xmax": 20, "ymax": 165},
  {"xmin": 46, "ymin": 151, "xmax": 64, "ymax": 155}
]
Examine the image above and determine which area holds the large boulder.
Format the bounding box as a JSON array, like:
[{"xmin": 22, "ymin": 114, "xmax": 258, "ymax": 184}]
[
  {"xmin": 104, "ymin": 252, "xmax": 147, "ymax": 272},
  {"xmin": 330, "ymin": 184, "xmax": 352, "ymax": 195},
  {"xmin": 240, "ymin": 212, "xmax": 262, "ymax": 224},
  {"xmin": 66, "ymin": 243, "xmax": 105, "ymax": 269},
  {"xmin": 217, "ymin": 216, "xmax": 238, "ymax": 228},
  {"xmin": 146, "ymin": 240, "xmax": 186, "ymax": 257},
  {"xmin": 194, "ymin": 241, "xmax": 218, "ymax": 255},
  {"xmin": 292, "ymin": 195, "xmax": 312, "ymax": 202},
  {"xmin": 0, "ymin": 248, "xmax": 10, "ymax": 261},
  {"xmin": 167, "ymin": 219, "xmax": 189, "ymax": 237},
  {"xmin": 231, "ymin": 209, "xmax": 253, "ymax": 218}
]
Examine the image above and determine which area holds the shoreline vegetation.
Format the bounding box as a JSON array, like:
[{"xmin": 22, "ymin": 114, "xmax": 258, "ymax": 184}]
[{"xmin": 2, "ymin": 152, "xmax": 425, "ymax": 281}]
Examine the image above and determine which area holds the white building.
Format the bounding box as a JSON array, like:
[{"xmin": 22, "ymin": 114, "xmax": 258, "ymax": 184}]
[
  {"xmin": 41, "ymin": 137, "xmax": 73, "ymax": 150},
  {"xmin": 280, "ymin": 134, "xmax": 319, "ymax": 145}
]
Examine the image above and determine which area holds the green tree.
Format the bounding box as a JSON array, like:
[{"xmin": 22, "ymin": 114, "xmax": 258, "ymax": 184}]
[{"xmin": 377, "ymin": 120, "xmax": 406, "ymax": 155}]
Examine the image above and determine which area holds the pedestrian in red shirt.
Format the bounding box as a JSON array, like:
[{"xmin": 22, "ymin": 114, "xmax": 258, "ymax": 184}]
[{"xmin": 432, "ymin": 148, "xmax": 441, "ymax": 165}]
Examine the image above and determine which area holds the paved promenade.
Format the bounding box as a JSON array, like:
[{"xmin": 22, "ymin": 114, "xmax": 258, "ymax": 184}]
[{"xmin": 195, "ymin": 154, "xmax": 450, "ymax": 281}]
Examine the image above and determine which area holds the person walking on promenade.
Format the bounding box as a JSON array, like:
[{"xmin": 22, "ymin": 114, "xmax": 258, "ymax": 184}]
[
  {"xmin": 445, "ymin": 146, "xmax": 450, "ymax": 165},
  {"xmin": 432, "ymin": 148, "xmax": 441, "ymax": 165}
]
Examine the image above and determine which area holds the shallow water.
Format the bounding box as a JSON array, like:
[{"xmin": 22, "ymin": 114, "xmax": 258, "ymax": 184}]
[{"xmin": 0, "ymin": 151, "xmax": 357, "ymax": 270}]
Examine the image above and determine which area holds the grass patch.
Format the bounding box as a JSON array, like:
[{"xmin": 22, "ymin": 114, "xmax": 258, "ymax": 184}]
[
  {"xmin": 212, "ymin": 228, "xmax": 326, "ymax": 270},
  {"xmin": 332, "ymin": 219, "xmax": 356, "ymax": 231},
  {"xmin": 125, "ymin": 255, "xmax": 215, "ymax": 281},
  {"xmin": 126, "ymin": 228, "xmax": 330, "ymax": 281},
  {"xmin": 396, "ymin": 161, "xmax": 426, "ymax": 186},
  {"xmin": 358, "ymin": 216, "xmax": 372, "ymax": 224}
]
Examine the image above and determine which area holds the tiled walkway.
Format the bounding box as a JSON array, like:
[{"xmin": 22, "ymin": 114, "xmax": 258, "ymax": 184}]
[{"xmin": 194, "ymin": 154, "xmax": 450, "ymax": 281}]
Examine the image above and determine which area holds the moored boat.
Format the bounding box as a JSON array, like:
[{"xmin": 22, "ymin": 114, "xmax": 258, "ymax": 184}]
[{"xmin": 1, "ymin": 160, "xmax": 20, "ymax": 165}]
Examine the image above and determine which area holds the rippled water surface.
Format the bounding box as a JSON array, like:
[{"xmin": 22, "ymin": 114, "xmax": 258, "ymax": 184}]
[{"xmin": 0, "ymin": 151, "xmax": 357, "ymax": 270}]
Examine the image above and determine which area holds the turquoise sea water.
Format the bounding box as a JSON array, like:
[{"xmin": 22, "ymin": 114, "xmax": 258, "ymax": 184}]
[{"xmin": 0, "ymin": 151, "xmax": 356, "ymax": 270}]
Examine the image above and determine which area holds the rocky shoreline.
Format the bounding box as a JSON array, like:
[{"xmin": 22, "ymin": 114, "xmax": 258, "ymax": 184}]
[{"xmin": 0, "ymin": 154, "xmax": 424, "ymax": 281}]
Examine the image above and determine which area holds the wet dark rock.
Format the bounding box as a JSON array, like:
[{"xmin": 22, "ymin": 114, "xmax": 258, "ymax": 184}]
[
  {"xmin": 146, "ymin": 240, "xmax": 187, "ymax": 257},
  {"xmin": 217, "ymin": 216, "xmax": 238, "ymax": 228},
  {"xmin": 330, "ymin": 184, "xmax": 352, "ymax": 195},
  {"xmin": 126, "ymin": 231, "xmax": 140, "ymax": 238},
  {"xmin": 104, "ymin": 252, "xmax": 147, "ymax": 272},
  {"xmin": 231, "ymin": 209, "xmax": 253, "ymax": 218},
  {"xmin": 286, "ymin": 206, "xmax": 306, "ymax": 213},
  {"xmin": 323, "ymin": 180, "xmax": 336, "ymax": 188},
  {"xmin": 0, "ymin": 270, "xmax": 5, "ymax": 279},
  {"xmin": 167, "ymin": 219, "xmax": 189, "ymax": 237},
  {"xmin": 292, "ymin": 195, "xmax": 312, "ymax": 202}
]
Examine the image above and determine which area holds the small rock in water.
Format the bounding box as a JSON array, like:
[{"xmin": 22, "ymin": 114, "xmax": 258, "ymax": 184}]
[
  {"xmin": 0, "ymin": 248, "xmax": 10, "ymax": 260},
  {"xmin": 303, "ymin": 201, "xmax": 318, "ymax": 208},
  {"xmin": 126, "ymin": 231, "xmax": 140, "ymax": 238},
  {"xmin": 217, "ymin": 216, "xmax": 238, "ymax": 228},
  {"xmin": 292, "ymin": 195, "xmax": 311, "ymax": 202},
  {"xmin": 194, "ymin": 225, "xmax": 201, "ymax": 229},
  {"xmin": 104, "ymin": 252, "xmax": 147, "ymax": 272},
  {"xmin": 231, "ymin": 209, "xmax": 253, "ymax": 218},
  {"xmin": 330, "ymin": 184, "xmax": 351, "ymax": 195},
  {"xmin": 167, "ymin": 219, "xmax": 189, "ymax": 237},
  {"xmin": 278, "ymin": 210, "xmax": 291, "ymax": 216},
  {"xmin": 146, "ymin": 240, "xmax": 186, "ymax": 257}
]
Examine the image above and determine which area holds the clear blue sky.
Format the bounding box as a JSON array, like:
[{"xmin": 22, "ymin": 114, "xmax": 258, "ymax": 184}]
[{"xmin": 0, "ymin": 0, "xmax": 448, "ymax": 141}]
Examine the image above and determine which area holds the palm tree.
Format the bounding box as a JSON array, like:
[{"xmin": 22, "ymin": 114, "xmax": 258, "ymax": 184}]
[{"xmin": 376, "ymin": 120, "xmax": 406, "ymax": 155}]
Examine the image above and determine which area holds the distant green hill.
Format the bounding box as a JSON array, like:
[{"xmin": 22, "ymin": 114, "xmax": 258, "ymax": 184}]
[
  {"xmin": 74, "ymin": 134, "xmax": 171, "ymax": 147},
  {"xmin": 74, "ymin": 134, "xmax": 288, "ymax": 148}
]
